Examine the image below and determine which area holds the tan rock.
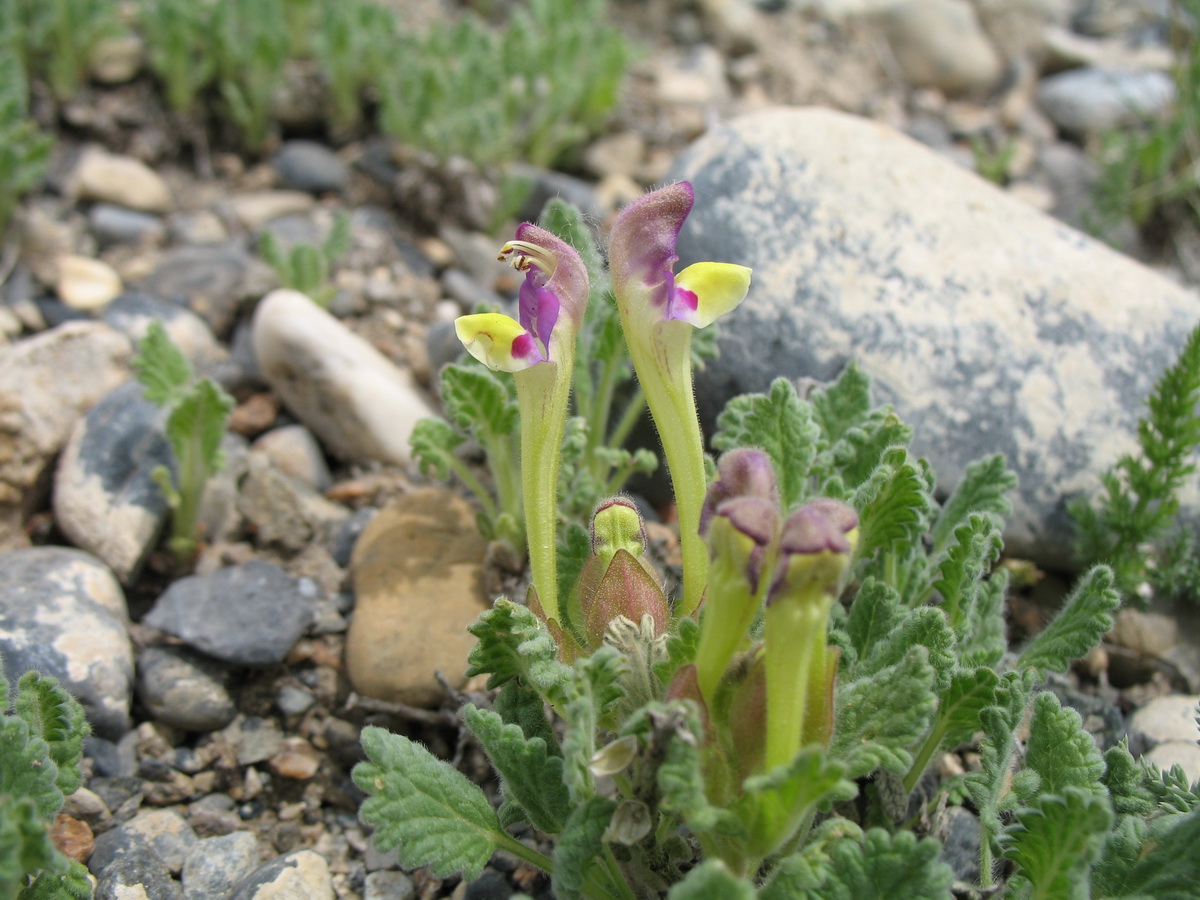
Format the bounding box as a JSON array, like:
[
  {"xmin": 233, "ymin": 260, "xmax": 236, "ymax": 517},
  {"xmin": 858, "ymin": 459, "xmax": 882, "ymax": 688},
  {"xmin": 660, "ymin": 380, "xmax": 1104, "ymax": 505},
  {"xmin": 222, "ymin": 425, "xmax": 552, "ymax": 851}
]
[
  {"xmin": 1109, "ymin": 607, "xmax": 1181, "ymax": 659},
  {"xmin": 1130, "ymin": 694, "xmax": 1200, "ymax": 744},
  {"xmin": 227, "ymin": 190, "xmax": 314, "ymax": 231},
  {"xmin": 75, "ymin": 148, "xmax": 172, "ymax": 213},
  {"xmin": 879, "ymin": 0, "xmax": 1004, "ymax": 97},
  {"xmin": 56, "ymin": 254, "xmax": 123, "ymax": 311},
  {"xmin": 346, "ymin": 489, "xmax": 489, "ymax": 706}
]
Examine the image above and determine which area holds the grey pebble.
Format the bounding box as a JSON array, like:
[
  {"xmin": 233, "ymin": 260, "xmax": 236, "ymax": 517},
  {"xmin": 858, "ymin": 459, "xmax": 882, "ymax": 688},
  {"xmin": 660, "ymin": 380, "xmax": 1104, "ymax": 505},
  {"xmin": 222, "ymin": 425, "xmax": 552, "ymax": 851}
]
[
  {"xmin": 137, "ymin": 645, "xmax": 237, "ymax": 732},
  {"xmin": 182, "ymin": 831, "xmax": 261, "ymax": 899},
  {"xmin": 275, "ymin": 140, "xmax": 349, "ymax": 194}
]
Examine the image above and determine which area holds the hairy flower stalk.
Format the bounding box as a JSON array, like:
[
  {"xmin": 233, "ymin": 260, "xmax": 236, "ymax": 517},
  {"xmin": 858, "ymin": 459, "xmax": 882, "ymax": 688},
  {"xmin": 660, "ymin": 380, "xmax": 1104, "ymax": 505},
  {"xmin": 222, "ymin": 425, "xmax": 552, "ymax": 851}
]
[
  {"xmin": 763, "ymin": 499, "xmax": 858, "ymax": 771},
  {"xmin": 609, "ymin": 182, "xmax": 752, "ymax": 618},
  {"xmin": 455, "ymin": 225, "xmax": 589, "ymax": 625}
]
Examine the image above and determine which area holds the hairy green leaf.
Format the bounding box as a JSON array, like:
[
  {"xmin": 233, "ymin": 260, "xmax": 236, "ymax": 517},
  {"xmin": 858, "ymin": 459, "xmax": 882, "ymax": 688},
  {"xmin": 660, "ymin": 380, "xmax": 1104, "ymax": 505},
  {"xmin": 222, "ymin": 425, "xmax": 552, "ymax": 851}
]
[
  {"xmin": 846, "ymin": 577, "xmax": 905, "ymax": 662},
  {"xmin": 929, "ymin": 454, "xmax": 1016, "ymax": 554},
  {"xmin": 653, "ymin": 703, "xmax": 744, "ymax": 837},
  {"xmin": 829, "ymin": 410, "xmax": 915, "ymax": 491},
  {"xmin": 133, "ymin": 319, "xmax": 193, "ymax": 407},
  {"xmin": 1024, "ymin": 692, "xmax": 1105, "ymax": 796},
  {"xmin": 13, "ymin": 672, "xmax": 87, "ymax": 797},
  {"xmin": 494, "ymin": 681, "xmax": 558, "ymax": 752},
  {"xmin": 933, "ymin": 665, "xmax": 1000, "ymax": 749},
  {"xmin": 441, "ymin": 363, "xmax": 519, "ymax": 439},
  {"xmin": 354, "ymin": 727, "xmax": 501, "ymax": 880},
  {"xmin": 855, "ymin": 606, "xmax": 955, "ymax": 694},
  {"xmin": 18, "ymin": 860, "xmax": 92, "ymax": 900},
  {"xmin": 560, "ymin": 646, "xmax": 626, "ymax": 802},
  {"xmin": 810, "ymin": 362, "xmax": 873, "ymax": 445},
  {"xmin": 557, "ymin": 523, "xmax": 591, "ymax": 633},
  {"xmin": 466, "ymin": 600, "xmax": 570, "ymax": 695},
  {"xmin": 666, "ymin": 860, "xmax": 757, "ymax": 900},
  {"xmin": 852, "ymin": 447, "xmax": 933, "ymax": 564},
  {"xmin": 464, "ymin": 705, "xmax": 570, "ymax": 835},
  {"xmin": 166, "ymin": 378, "xmax": 234, "ymax": 477},
  {"xmin": 551, "ymin": 796, "xmax": 616, "ymax": 900},
  {"xmin": 712, "ymin": 377, "xmax": 820, "ymax": 510},
  {"xmin": 1001, "ymin": 787, "xmax": 1112, "ymax": 900},
  {"xmin": 1019, "ymin": 566, "xmax": 1120, "ymax": 674},
  {"xmin": 409, "ymin": 417, "xmax": 467, "ymax": 480},
  {"xmin": 770, "ymin": 828, "xmax": 953, "ymax": 900},
  {"xmin": 739, "ymin": 747, "xmax": 856, "ymax": 859},
  {"xmin": 1101, "ymin": 742, "xmax": 1156, "ymax": 818},
  {"xmin": 957, "ymin": 568, "xmax": 1009, "ymax": 669},
  {"xmin": 1093, "ymin": 807, "xmax": 1200, "ymax": 900},
  {"xmin": 931, "ymin": 514, "xmax": 1004, "ymax": 634},
  {"xmin": 655, "ymin": 616, "xmax": 700, "ymax": 687},
  {"xmin": 833, "ymin": 646, "xmax": 938, "ymax": 779}
]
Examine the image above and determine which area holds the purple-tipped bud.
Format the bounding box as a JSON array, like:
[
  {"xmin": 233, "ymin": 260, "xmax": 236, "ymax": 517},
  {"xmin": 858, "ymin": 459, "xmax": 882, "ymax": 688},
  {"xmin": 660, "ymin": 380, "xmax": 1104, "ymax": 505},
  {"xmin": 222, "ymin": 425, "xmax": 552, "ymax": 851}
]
[
  {"xmin": 768, "ymin": 499, "xmax": 858, "ymax": 604},
  {"xmin": 591, "ymin": 496, "xmax": 648, "ymax": 559},
  {"xmin": 700, "ymin": 448, "xmax": 780, "ymax": 536},
  {"xmin": 707, "ymin": 496, "xmax": 780, "ymax": 594}
]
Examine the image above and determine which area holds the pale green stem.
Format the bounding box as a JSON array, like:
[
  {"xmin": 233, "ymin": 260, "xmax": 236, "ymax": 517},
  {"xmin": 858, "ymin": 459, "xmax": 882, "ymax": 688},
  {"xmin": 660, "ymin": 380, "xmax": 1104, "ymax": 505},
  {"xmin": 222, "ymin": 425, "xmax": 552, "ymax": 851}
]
[
  {"xmin": 515, "ymin": 356, "xmax": 573, "ymax": 623},
  {"xmin": 608, "ymin": 388, "xmax": 646, "ymax": 450},
  {"xmin": 903, "ymin": 720, "xmax": 948, "ymax": 794},
  {"xmin": 763, "ymin": 591, "xmax": 829, "ymax": 771},
  {"xmin": 626, "ymin": 321, "xmax": 708, "ymax": 618},
  {"xmin": 693, "ymin": 556, "xmax": 769, "ymax": 703},
  {"xmin": 603, "ymin": 846, "xmax": 640, "ymax": 900}
]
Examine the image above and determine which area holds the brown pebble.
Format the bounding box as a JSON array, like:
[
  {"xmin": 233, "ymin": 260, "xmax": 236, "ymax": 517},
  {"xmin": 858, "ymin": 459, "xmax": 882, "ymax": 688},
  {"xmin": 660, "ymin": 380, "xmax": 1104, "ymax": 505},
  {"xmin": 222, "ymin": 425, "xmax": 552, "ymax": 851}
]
[
  {"xmin": 270, "ymin": 737, "xmax": 321, "ymax": 780},
  {"xmin": 50, "ymin": 813, "xmax": 94, "ymax": 862},
  {"xmin": 229, "ymin": 392, "xmax": 279, "ymax": 437}
]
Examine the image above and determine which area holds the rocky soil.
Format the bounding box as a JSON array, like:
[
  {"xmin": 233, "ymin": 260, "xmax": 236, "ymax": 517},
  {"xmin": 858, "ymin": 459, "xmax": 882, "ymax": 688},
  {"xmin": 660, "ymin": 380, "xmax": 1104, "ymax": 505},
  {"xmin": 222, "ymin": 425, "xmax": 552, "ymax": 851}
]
[{"xmin": 2, "ymin": 1, "xmax": 1200, "ymax": 898}]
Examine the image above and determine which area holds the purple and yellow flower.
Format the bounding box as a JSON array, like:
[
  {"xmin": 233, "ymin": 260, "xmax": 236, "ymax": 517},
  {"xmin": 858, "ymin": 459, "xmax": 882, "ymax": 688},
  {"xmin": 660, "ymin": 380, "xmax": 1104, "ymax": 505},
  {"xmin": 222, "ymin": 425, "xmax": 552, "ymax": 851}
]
[
  {"xmin": 455, "ymin": 224, "xmax": 589, "ymax": 626},
  {"xmin": 609, "ymin": 182, "xmax": 752, "ymax": 618}
]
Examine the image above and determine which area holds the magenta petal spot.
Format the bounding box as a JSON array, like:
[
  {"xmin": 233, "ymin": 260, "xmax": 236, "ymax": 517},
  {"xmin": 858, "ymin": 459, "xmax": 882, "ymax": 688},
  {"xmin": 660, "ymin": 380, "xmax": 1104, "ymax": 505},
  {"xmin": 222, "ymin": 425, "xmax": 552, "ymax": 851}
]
[
  {"xmin": 510, "ymin": 331, "xmax": 543, "ymax": 363},
  {"xmin": 669, "ymin": 286, "xmax": 699, "ymax": 319}
]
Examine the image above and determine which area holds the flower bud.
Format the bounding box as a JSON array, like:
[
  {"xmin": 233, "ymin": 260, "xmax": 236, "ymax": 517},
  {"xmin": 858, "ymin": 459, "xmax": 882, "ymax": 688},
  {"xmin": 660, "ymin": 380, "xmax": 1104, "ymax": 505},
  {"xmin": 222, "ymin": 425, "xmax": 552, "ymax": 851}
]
[
  {"xmin": 582, "ymin": 550, "xmax": 669, "ymax": 652},
  {"xmin": 768, "ymin": 499, "xmax": 858, "ymax": 604},
  {"xmin": 700, "ymin": 448, "xmax": 779, "ymax": 536},
  {"xmin": 591, "ymin": 496, "xmax": 647, "ymax": 561}
]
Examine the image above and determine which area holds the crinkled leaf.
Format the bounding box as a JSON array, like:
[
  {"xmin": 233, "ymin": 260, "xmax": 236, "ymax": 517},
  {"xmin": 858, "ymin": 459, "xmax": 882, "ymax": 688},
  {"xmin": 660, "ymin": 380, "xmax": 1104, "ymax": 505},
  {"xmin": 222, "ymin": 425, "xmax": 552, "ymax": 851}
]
[
  {"xmin": 1024, "ymin": 692, "xmax": 1105, "ymax": 796},
  {"xmin": 353, "ymin": 727, "xmax": 501, "ymax": 881},
  {"xmin": 441, "ymin": 362, "xmax": 519, "ymax": 439},
  {"xmin": 1101, "ymin": 742, "xmax": 1156, "ymax": 818},
  {"xmin": 1139, "ymin": 758, "xmax": 1200, "ymax": 816},
  {"xmin": 551, "ymin": 796, "xmax": 616, "ymax": 900},
  {"xmin": 463, "ymin": 705, "xmax": 570, "ymax": 835},
  {"xmin": 133, "ymin": 319, "xmax": 193, "ymax": 407},
  {"xmin": 166, "ymin": 378, "xmax": 234, "ymax": 476},
  {"xmin": 810, "ymin": 362, "xmax": 873, "ymax": 446},
  {"xmin": 655, "ymin": 615, "xmax": 700, "ymax": 687},
  {"xmin": 712, "ymin": 377, "xmax": 820, "ymax": 510},
  {"xmin": 829, "ymin": 410, "xmax": 915, "ymax": 491},
  {"xmin": 1093, "ymin": 808, "xmax": 1200, "ymax": 900},
  {"xmin": 666, "ymin": 860, "xmax": 757, "ymax": 900},
  {"xmin": 933, "ymin": 665, "xmax": 999, "ymax": 749},
  {"xmin": 18, "ymin": 860, "xmax": 92, "ymax": 900},
  {"xmin": 466, "ymin": 600, "xmax": 570, "ymax": 695},
  {"xmin": 957, "ymin": 569, "xmax": 1009, "ymax": 669},
  {"xmin": 846, "ymin": 577, "xmax": 904, "ymax": 662},
  {"xmin": 769, "ymin": 828, "xmax": 953, "ymax": 900},
  {"xmin": 494, "ymin": 681, "xmax": 559, "ymax": 753},
  {"xmin": 931, "ymin": 514, "xmax": 1004, "ymax": 635},
  {"xmin": 0, "ymin": 793, "xmax": 59, "ymax": 899},
  {"xmin": 0, "ymin": 716, "xmax": 63, "ymax": 821},
  {"xmin": 929, "ymin": 454, "xmax": 1016, "ymax": 554},
  {"xmin": 855, "ymin": 606, "xmax": 955, "ymax": 694},
  {"xmin": 653, "ymin": 703, "xmax": 744, "ymax": 837},
  {"xmin": 409, "ymin": 418, "xmax": 467, "ymax": 480},
  {"xmin": 833, "ymin": 646, "xmax": 938, "ymax": 779},
  {"xmin": 560, "ymin": 646, "xmax": 626, "ymax": 802},
  {"xmin": 739, "ymin": 747, "xmax": 856, "ymax": 858},
  {"xmin": 14, "ymin": 672, "xmax": 87, "ymax": 797},
  {"xmin": 1019, "ymin": 566, "xmax": 1119, "ymax": 675},
  {"xmin": 1001, "ymin": 787, "xmax": 1112, "ymax": 900},
  {"xmin": 852, "ymin": 447, "xmax": 933, "ymax": 564}
]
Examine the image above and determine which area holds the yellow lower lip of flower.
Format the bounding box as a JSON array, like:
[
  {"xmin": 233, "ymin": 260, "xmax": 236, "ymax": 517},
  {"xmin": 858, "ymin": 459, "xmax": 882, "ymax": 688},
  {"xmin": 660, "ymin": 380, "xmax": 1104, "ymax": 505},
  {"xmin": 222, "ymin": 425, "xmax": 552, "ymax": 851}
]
[
  {"xmin": 455, "ymin": 313, "xmax": 543, "ymax": 372},
  {"xmin": 673, "ymin": 262, "xmax": 752, "ymax": 328}
]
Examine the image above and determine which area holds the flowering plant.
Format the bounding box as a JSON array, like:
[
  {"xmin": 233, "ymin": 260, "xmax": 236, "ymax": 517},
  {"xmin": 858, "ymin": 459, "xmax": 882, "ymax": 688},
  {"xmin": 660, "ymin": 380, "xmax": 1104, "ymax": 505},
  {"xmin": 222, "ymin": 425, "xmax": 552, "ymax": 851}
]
[{"xmin": 355, "ymin": 186, "xmax": 1198, "ymax": 899}]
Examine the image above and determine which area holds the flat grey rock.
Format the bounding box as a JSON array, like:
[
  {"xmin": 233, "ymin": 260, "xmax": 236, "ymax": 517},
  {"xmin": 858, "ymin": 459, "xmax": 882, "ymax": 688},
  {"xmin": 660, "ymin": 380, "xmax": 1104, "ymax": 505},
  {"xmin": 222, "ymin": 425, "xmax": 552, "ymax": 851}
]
[
  {"xmin": 182, "ymin": 831, "xmax": 261, "ymax": 899},
  {"xmin": 669, "ymin": 106, "xmax": 1200, "ymax": 568},
  {"xmin": 275, "ymin": 140, "xmax": 349, "ymax": 194},
  {"xmin": 229, "ymin": 850, "xmax": 333, "ymax": 900},
  {"xmin": 53, "ymin": 381, "xmax": 171, "ymax": 583},
  {"xmin": 143, "ymin": 560, "xmax": 318, "ymax": 665},
  {"xmin": 137, "ymin": 645, "xmax": 237, "ymax": 732},
  {"xmin": 1037, "ymin": 67, "xmax": 1175, "ymax": 135},
  {"xmin": 0, "ymin": 547, "xmax": 133, "ymax": 737}
]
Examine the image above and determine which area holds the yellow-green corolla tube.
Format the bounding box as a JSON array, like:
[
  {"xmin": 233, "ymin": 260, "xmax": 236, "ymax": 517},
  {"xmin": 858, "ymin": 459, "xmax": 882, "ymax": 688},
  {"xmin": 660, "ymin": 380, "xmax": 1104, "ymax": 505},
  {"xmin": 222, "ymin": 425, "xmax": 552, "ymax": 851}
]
[
  {"xmin": 455, "ymin": 224, "xmax": 589, "ymax": 626},
  {"xmin": 608, "ymin": 181, "xmax": 752, "ymax": 619},
  {"xmin": 762, "ymin": 499, "xmax": 858, "ymax": 771}
]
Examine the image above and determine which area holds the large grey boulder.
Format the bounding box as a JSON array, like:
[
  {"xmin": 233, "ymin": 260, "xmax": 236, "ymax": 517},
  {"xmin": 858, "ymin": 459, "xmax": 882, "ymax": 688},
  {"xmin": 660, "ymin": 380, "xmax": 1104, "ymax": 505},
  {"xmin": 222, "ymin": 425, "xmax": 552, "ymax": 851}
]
[{"xmin": 669, "ymin": 106, "xmax": 1199, "ymax": 568}]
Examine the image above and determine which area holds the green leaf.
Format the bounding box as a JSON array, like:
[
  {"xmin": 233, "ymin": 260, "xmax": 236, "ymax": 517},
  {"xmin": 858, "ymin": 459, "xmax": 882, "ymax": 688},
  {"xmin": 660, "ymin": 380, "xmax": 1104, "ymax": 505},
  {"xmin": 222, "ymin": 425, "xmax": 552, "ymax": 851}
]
[
  {"xmin": 666, "ymin": 860, "xmax": 757, "ymax": 900},
  {"xmin": 409, "ymin": 417, "xmax": 467, "ymax": 480},
  {"xmin": 560, "ymin": 646, "xmax": 626, "ymax": 802},
  {"xmin": 846, "ymin": 578, "xmax": 904, "ymax": 662},
  {"xmin": 930, "ymin": 514, "xmax": 1003, "ymax": 634},
  {"xmin": 712, "ymin": 377, "xmax": 821, "ymax": 510},
  {"xmin": 1093, "ymin": 808, "xmax": 1200, "ymax": 900},
  {"xmin": 655, "ymin": 616, "xmax": 700, "ymax": 687},
  {"xmin": 854, "ymin": 606, "xmax": 955, "ymax": 694},
  {"xmin": 1001, "ymin": 787, "xmax": 1112, "ymax": 900},
  {"xmin": 166, "ymin": 378, "xmax": 234, "ymax": 476},
  {"xmin": 957, "ymin": 568, "xmax": 1009, "ymax": 669},
  {"xmin": 19, "ymin": 860, "xmax": 92, "ymax": 900},
  {"xmin": 1018, "ymin": 566, "xmax": 1120, "ymax": 675},
  {"xmin": 551, "ymin": 796, "xmax": 616, "ymax": 900},
  {"xmin": 466, "ymin": 599, "xmax": 570, "ymax": 695},
  {"xmin": 494, "ymin": 681, "xmax": 559, "ymax": 753},
  {"xmin": 1024, "ymin": 692, "xmax": 1105, "ymax": 796},
  {"xmin": 929, "ymin": 454, "xmax": 1016, "ymax": 554},
  {"xmin": 463, "ymin": 705, "xmax": 569, "ymax": 835},
  {"xmin": 557, "ymin": 523, "xmax": 591, "ymax": 633},
  {"xmin": 539, "ymin": 198, "xmax": 603, "ymax": 286},
  {"xmin": 133, "ymin": 319, "xmax": 193, "ymax": 407},
  {"xmin": 933, "ymin": 665, "xmax": 999, "ymax": 748},
  {"xmin": 1100, "ymin": 742, "xmax": 1155, "ymax": 818},
  {"xmin": 832, "ymin": 645, "xmax": 938, "ymax": 779},
  {"xmin": 13, "ymin": 672, "xmax": 88, "ymax": 797},
  {"xmin": 852, "ymin": 447, "xmax": 933, "ymax": 564},
  {"xmin": 441, "ymin": 363, "xmax": 519, "ymax": 439},
  {"xmin": 739, "ymin": 747, "xmax": 856, "ymax": 859},
  {"xmin": 353, "ymin": 727, "xmax": 501, "ymax": 881},
  {"xmin": 810, "ymin": 362, "xmax": 873, "ymax": 445},
  {"xmin": 769, "ymin": 828, "xmax": 954, "ymax": 900},
  {"xmin": 829, "ymin": 410, "xmax": 915, "ymax": 491},
  {"xmin": 652, "ymin": 703, "xmax": 744, "ymax": 837}
]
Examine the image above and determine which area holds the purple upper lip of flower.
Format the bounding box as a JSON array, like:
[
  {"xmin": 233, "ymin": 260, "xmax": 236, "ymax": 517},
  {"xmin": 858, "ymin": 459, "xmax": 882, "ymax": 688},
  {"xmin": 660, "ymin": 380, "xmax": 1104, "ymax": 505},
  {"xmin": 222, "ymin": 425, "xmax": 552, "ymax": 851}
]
[
  {"xmin": 499, "ymin": 222, "xmax": 589, "ymax": 362},
  {"xmin": 609, "ymin": 181, "xmax": 695, "ymax": 317}
]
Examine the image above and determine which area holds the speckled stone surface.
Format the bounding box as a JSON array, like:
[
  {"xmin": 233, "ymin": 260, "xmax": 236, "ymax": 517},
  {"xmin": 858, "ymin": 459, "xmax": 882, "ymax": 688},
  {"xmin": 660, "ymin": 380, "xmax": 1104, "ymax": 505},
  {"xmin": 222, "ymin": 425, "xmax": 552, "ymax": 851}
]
[
  {"xmin": 670, "ymin": 106, "xmax": 1200, "ymax": 567},
  {"xmin": 0, "ymin": 546, "xmax": 133, "ymax": 737}
]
